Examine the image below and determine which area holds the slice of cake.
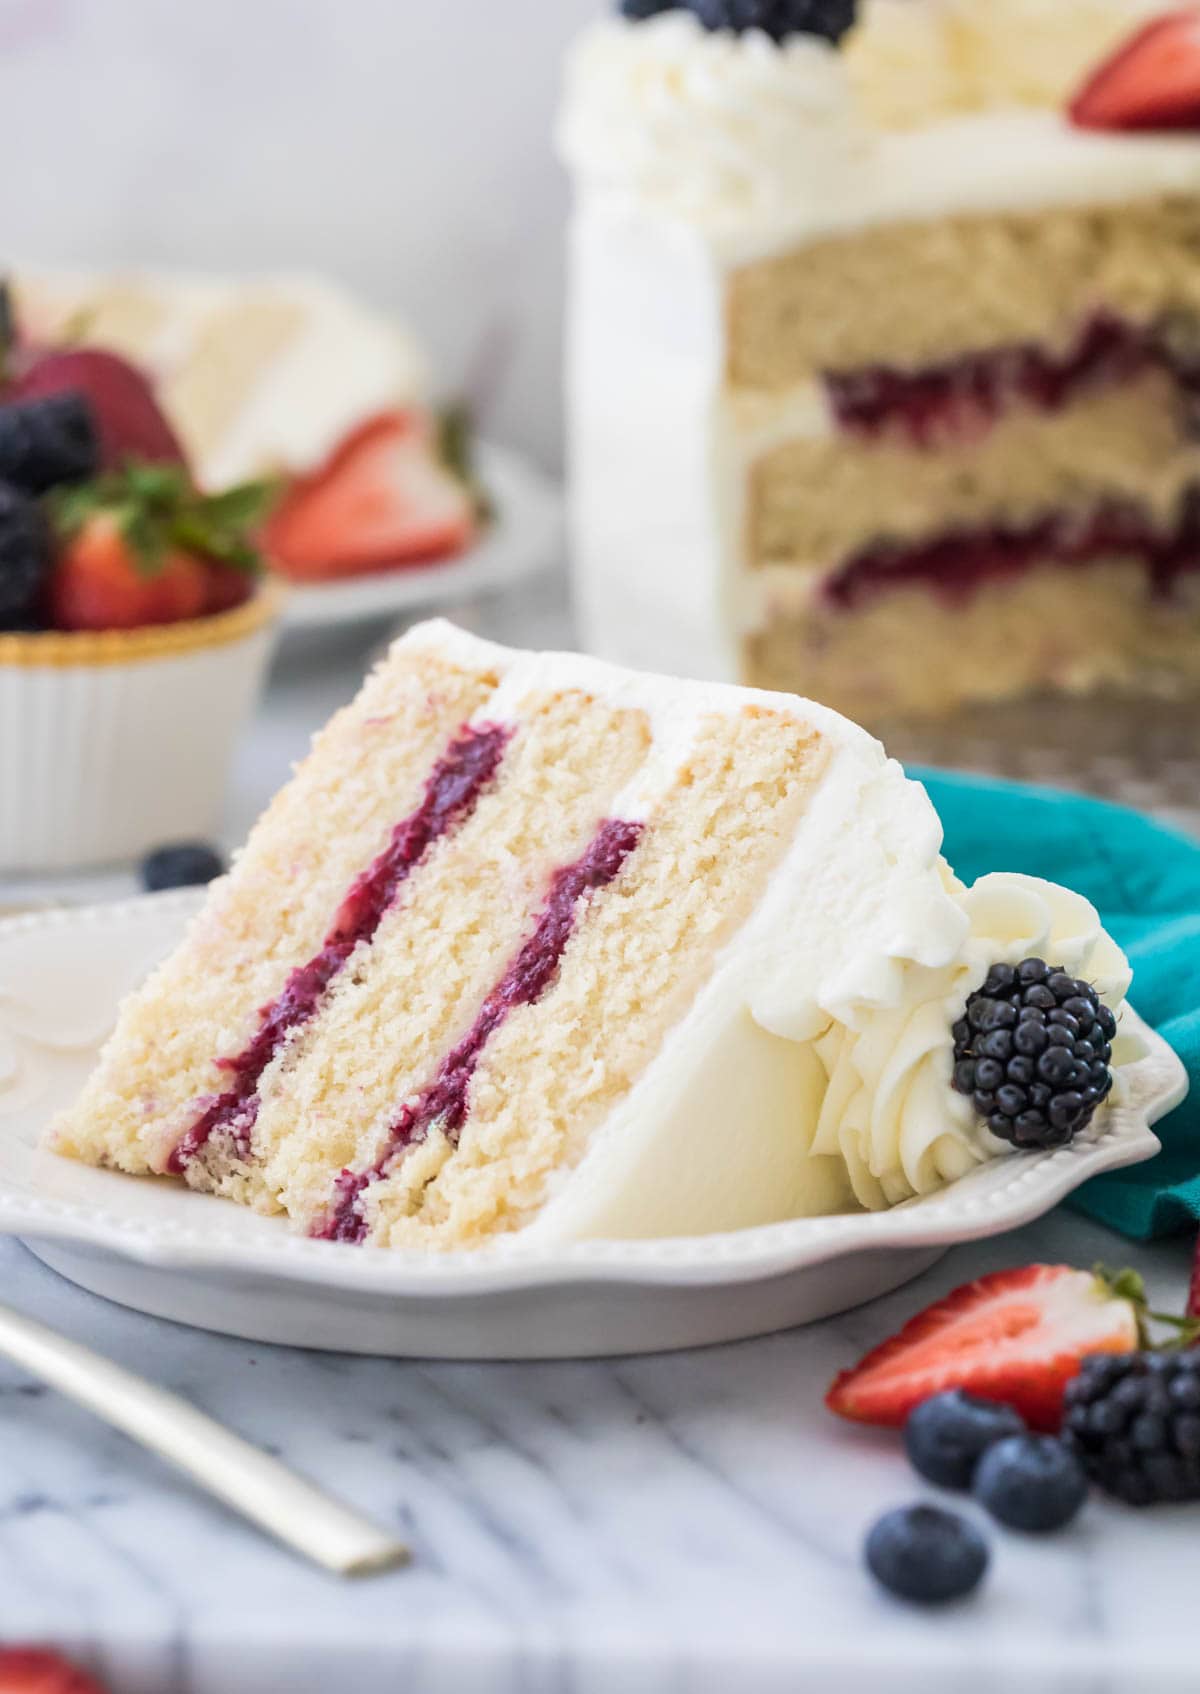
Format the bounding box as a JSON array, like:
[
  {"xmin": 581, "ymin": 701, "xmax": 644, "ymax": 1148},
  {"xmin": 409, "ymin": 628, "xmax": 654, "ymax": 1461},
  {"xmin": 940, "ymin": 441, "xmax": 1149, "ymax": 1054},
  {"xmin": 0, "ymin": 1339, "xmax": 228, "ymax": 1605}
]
[
  {"xmin": 562, "ymin": 0, "xmax": 1200, "ymax": 723},
  {"xmin": 50, "ymin": 621, "xmax": 1134, "ymax": 1249},
  {"xmin": 11, "ymin": 268, "xmax": 479, "ymax": 581}
]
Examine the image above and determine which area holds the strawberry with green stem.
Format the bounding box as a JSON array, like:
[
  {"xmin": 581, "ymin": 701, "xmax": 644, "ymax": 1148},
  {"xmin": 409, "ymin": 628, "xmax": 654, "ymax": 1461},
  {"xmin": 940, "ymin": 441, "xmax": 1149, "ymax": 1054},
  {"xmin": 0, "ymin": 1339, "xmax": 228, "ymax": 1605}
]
[
  {"xmin": 827, "ymin": 1263, "xmax": 1200, "ymax": 1433},
  {"xmin": 46, "ymin": 461, "xmax": 274, "ymax": 632}
]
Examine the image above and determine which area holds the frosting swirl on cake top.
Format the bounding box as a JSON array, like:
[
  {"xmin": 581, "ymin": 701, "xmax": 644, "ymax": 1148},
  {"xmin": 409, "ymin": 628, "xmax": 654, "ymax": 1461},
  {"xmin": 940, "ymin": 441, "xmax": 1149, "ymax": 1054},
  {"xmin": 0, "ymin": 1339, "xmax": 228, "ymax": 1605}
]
[
  {"xmin": 559, "ymin": 11, "xmax": 864, "ymax": 231},
  {"xmin": 846, "ymin": 0, "xmax": 1168, "ymax": 129}
]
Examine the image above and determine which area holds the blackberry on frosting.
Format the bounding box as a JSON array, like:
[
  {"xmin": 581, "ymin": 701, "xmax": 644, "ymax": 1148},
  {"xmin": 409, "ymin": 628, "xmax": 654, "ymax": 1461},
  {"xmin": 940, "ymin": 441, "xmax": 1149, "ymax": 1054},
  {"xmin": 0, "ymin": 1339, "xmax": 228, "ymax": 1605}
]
[{"xmin": 619, "ymin": 0, "xmax": 857, "ymax": 41}]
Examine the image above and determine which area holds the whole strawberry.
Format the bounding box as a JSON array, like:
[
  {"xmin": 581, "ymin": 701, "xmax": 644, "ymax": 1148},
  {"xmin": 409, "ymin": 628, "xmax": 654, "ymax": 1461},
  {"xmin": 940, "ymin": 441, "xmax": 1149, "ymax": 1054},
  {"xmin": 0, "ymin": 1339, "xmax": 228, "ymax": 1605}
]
[{"xmin": 46, "ymin": 461, "xmax": 272, "ymax": 633}]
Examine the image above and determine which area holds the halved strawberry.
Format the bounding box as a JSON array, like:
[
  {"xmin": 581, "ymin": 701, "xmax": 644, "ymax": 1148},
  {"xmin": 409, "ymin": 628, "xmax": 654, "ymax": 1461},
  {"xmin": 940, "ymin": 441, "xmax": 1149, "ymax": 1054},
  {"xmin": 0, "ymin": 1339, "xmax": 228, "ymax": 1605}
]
[
  {"xmin": 1070, "ymin": 7, "xmax": 1200, "ymax": 131},
  {"xmin": 7, "ymin": 347, "xmax": 188, "ymax": 472},
  {"xmin": 826, "ymin": 1265, "xmax": 1140, "ymax": 1433},
  {"xmin": 264, "ymin": 411, "xmax": 477, "ymax": 583},
  {"xmin": 0, "ymin": 1648, "xmax": 107, "ymax": 1692}
]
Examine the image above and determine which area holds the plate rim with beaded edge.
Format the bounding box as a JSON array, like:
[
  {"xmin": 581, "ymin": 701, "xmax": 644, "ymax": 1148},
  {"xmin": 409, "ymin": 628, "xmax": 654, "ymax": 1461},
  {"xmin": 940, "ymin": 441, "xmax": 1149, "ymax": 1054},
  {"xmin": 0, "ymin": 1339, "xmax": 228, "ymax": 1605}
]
[{"xmin": 0, "ymin": 891, "xmax": 1185, "ymax": 1358}]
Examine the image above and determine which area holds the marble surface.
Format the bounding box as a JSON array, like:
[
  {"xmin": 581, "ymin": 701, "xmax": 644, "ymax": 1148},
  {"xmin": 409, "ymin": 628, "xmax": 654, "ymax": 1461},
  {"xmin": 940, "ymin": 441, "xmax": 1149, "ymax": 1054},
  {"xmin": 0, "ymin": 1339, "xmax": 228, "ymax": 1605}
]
[
  {"xmin": 0, "ymin": 1216, "xmax": 1193, "ymax": 1694},
  {"xmin": 0, "ymin": 582, "xmax": 1197, "ymax": 1692}
]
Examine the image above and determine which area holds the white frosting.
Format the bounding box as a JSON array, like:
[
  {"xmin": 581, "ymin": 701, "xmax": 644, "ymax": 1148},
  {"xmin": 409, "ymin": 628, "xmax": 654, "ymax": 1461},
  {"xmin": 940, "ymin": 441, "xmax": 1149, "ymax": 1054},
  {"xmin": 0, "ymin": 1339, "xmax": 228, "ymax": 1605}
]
[
  {"xmin": 806, "ymin": 872, "xmax": 1133, "ymax": 1210},
  {"xmin": 560, "ymin": 14, "xmax": 864, "ymax": 242},
  {"xmin": 15, "ymin": 267, "xmax": 429, "ymax": 490},
  {"xmin": 847, "ymin": 0, "xmax": 1167, "ymax": 129},
  {"xmin": 561, "ymin": 16, "xmax": 1200, "ymax": 257},
  {"xmin": 400, "ymin": 627, "xmax": 1137, "ymax": 1246}
]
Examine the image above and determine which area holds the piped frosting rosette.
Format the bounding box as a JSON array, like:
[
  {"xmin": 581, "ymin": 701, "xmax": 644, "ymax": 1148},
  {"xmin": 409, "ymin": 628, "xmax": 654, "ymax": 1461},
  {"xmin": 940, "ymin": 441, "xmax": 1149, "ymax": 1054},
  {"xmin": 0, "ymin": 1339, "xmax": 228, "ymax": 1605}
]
[{"xmin": 803, "ymin": 871, "xmax": 1134, "ymax": 1211}]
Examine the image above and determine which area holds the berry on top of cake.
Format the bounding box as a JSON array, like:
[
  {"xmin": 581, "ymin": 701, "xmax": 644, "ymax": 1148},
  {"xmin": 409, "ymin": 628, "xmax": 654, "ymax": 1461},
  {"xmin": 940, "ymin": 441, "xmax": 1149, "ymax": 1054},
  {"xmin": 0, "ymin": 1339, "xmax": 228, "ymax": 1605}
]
[
  {"xmin": 10, "ymin": 269, "xmax": 482, "ymax": 585},
  {"xmin": 564, "ymin": 0, "xmax": 1200, "ymax": 723},
  {"xmin": 50, "ymin": 621, "xmax": 1137, "ymax": 1250},
  {"xmin": 619, "ymin": 1, "xmax": 857, "ymax": 42}
]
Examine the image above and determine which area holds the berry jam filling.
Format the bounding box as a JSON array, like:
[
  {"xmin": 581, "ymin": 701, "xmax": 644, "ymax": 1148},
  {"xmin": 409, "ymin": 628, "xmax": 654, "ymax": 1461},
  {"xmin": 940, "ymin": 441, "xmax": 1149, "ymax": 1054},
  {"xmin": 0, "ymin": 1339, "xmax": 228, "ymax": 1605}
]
[
  {"xmin": 315, "ymin": 816, "xmax": 644, "ymax": 1245},
  {"xmin": 168, "ymin": 721, "xmax": 512, "ymax": 1175},
  {"xmin": 825, "ymin": 311, "xmax": 1200, "ymax": 448},
  {"xmin": 824, "ymin": 488, "xmax": 1200, "ymax": 611}
]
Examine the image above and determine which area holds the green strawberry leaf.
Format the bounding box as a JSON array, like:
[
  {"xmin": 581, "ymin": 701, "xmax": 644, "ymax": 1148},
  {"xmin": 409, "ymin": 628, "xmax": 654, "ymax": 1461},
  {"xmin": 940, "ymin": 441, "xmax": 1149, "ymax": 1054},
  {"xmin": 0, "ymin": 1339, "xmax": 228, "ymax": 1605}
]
[{"xmin": 45, "ymin": 459, "xmax": 274, "ymax": 581}]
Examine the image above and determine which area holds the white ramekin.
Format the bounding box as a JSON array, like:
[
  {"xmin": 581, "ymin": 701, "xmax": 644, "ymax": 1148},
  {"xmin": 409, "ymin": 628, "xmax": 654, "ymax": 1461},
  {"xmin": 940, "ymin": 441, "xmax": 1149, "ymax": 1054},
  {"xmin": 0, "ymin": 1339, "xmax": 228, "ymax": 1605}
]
[{"xmin": 0, "ymin": 584, "xmax": 283, "ymax": 873}]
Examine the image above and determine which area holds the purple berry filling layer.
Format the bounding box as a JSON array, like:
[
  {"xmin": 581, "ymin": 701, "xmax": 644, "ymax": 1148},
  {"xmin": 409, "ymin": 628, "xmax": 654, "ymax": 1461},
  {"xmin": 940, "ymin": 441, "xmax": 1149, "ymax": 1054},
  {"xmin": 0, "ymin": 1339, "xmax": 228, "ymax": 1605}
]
[
  {"xmin": 315, "ymin": 816, "xmax": 645, "ymax": 1245},
  {"xmin": 167, "ymin": 721, "xmax": 512, "ymax": 1175},
  {"xmin": 823, "ymin": 491, "xmax": 1200, "ymax": 612},
  {"xmin": 825, "ymin": 312, "xmax": 1200, "ymax": 448}
]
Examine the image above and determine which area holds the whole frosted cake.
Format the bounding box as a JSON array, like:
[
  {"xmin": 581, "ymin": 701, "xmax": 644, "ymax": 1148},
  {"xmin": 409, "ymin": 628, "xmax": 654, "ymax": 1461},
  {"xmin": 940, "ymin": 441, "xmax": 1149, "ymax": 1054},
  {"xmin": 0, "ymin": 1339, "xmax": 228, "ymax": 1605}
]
[
  {"xmin": 562, "ymin": 0, "xmax": 1200, "ymax": 721},
  {"xmin": 52, "ymin": 621, "xmax": 1132, "ymax": 1248}
]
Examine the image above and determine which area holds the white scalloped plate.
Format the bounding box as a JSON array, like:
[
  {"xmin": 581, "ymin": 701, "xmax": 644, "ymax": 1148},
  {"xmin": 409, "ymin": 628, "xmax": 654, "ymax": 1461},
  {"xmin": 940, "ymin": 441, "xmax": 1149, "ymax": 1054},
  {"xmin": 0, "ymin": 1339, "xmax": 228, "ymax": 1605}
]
[
  {"xmin": 280, "ymin": 443, "xmax": 562, "ymax": 631},
  {"xmin": 0, "ymin": 893, "xmax": 1185, "ymax": 1358}
]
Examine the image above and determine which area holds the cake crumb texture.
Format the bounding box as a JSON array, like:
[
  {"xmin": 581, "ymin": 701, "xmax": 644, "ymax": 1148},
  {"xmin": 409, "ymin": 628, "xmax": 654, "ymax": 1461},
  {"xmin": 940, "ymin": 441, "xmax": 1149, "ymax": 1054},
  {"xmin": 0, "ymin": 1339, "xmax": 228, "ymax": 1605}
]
[
  {"xmin": 247, "ymin": 689, "xmax": 651, "ymax": 1228},
  {"xmin": 727, "ymin": 197, "xmax": 1200, "ymax": 390},
  {"xmin": 360, "ymin": 708, "xmax": 829, "ymax": 1249},
  {"xmin": 50, "ymin": 641, "xmax": 503, "ymax": 1175}
]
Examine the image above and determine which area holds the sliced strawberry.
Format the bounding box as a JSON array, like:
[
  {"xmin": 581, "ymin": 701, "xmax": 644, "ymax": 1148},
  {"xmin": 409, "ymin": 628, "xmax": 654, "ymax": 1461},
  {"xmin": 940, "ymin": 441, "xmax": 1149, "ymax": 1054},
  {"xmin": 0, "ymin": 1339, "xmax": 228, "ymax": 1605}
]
[
  {"xmin": 264, "ymin": 411, "xmax": 476, "ymax": 583},
  {"xmin": 826, "ymin": 1265, "xmax": 1140, "ymax": 1433},
  {"xmin": 8, "ymin": 347, "xmax": 188, "ymax": 472},
  {"xmin": 1070, "ymin": 7, "xmax": 1200, "ymax": 131},
  {"xmin": 48, "ymin": 510, "xmax": 208, "ymax": 631},
  {"xmin": 0, "ymin": 1648, "xmax": 107, "ymax": 1692}
]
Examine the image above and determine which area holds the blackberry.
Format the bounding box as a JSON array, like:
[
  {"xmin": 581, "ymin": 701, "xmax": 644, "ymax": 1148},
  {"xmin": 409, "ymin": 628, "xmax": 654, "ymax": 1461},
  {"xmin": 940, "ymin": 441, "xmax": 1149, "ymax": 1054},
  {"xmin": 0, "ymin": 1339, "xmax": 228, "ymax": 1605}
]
[
  {"xmin": 0, "ymin": 480, "xmax": 52, "ymax": 629},
  {"xmin": 686, "ymin": 0, "xmax": 857, "ymax": 44},
  {"xmin": 951, "ymin": 957, "xmax": 1116, "ymax": 1151},
  {"xmin": 0, "ymin": 393, "xmax": 99, "ymax": 495},
  {"xmin": 1062, "ymin": 1352, "xmax": 1200, "ymax": 1507},
  {"xmin": 620, "ymin": 0, "xmax": 679, "ymax": 16}
]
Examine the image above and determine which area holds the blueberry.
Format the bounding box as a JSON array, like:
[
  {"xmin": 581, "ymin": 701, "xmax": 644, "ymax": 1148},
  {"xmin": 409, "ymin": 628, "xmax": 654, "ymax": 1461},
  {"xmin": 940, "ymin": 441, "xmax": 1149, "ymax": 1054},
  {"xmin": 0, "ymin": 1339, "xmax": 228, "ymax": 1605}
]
[
  {"xmin": 141, "ymin": 841, "xmax": 226, "ymax": 892},
  {"xmin": 864, "ymin": 1505, "xmax": 989, "ymax": 1605},
  {"xmin": 619, "ymin": 0, "xmax": 679, "ymax": 15},
  {"xmin": 973, "ymin": 1436, "xmax": 1088, "ymax": 1534},
  {"xmin": 905, "ymin": 1390, "xmax": 1027, "ymax": 1490}
]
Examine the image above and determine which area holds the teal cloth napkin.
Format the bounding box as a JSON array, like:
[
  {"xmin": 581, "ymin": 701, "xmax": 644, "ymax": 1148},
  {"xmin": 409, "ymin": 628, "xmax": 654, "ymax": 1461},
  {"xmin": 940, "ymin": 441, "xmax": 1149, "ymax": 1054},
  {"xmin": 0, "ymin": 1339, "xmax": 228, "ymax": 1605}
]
[{"xmin": 919, "ymin": 769, "xmax": 1200, "ymax": 1242}]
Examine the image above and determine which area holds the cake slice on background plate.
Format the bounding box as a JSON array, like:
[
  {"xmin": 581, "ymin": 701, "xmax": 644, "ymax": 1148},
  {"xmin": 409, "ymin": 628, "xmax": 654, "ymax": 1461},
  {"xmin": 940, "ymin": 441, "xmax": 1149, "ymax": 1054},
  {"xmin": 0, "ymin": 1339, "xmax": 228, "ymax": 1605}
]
[
  {"xmin": 10, "ymin": 269, "xmax": 479, "ymax": 582},
  {"xmin": 51, "ymin": 622, "xmax": 1134, "ymax": 1250},
  {"xmin": 562, "ymin": 0, "xmax": 1200, "ymax": 724}
]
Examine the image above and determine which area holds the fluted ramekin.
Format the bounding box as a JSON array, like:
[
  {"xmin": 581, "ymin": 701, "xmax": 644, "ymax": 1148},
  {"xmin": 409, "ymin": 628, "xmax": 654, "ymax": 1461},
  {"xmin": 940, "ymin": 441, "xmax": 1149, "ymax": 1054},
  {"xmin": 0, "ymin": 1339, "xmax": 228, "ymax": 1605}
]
[{"xmin": 0, "ymin": 584, "xmax": 283, "ymax": 873}]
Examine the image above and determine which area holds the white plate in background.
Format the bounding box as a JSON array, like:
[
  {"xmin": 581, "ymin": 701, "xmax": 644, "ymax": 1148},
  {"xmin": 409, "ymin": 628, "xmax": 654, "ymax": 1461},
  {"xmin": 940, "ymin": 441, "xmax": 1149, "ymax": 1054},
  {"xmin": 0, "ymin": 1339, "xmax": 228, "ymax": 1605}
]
[
  {"xmin": 0, "ymin": 892, "xmax": 1183, "ymax": 1359},
  {"xmin": 280, "ymin": 442, "xmax": 562, "ymax": 631}
]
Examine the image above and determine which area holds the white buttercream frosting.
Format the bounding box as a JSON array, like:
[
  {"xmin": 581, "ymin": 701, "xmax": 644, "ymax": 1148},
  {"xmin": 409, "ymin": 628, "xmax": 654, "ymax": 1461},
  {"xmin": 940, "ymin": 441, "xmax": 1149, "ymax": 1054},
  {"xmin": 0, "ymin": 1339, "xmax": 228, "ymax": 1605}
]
[
  {"xmin": 560, "ymin": 8, "xmax": 1200, "ymax": 255},
  {"xmin": 559, "ymin": 13, "xmax": 864, "ymax": 237},
  {"xmin": 800, "ymin": 872, "xmax": 1134, "ymax": 1211},
  {"xmin": 847, "ymin": 0, "xmax": 1166, "ymax": 128}
]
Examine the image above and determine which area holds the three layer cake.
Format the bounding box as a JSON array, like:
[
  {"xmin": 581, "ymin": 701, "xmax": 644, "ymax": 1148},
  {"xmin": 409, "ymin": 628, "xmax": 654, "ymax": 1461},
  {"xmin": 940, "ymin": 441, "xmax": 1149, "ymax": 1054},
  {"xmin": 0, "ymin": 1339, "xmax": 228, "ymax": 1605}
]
[
  {"xmin": 562, "ymin": 0, "xmax": 1200, "ymax": 721},
  {"xmin": 51, "ymin": 622, "xmax": 1133, "ymax": 1249}
]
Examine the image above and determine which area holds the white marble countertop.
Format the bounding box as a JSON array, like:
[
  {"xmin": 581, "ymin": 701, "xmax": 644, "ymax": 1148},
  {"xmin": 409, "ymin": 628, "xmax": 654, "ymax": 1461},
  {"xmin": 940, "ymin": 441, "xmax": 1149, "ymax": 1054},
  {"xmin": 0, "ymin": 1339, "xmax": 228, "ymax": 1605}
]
[{"xmin": 1, "ymin": 580, "xmax": 1197, "ymax": 1693}]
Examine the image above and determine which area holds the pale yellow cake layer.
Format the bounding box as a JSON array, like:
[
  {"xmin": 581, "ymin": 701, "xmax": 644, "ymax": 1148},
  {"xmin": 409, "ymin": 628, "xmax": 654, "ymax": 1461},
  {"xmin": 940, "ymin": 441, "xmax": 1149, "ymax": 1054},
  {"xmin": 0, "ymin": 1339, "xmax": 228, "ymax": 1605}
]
[
  {"xmin": 164, "ymin": 297, "xmax": 308, "ymax": 472},
  {"xmin": 359, "ymin": 707, "xmax": 829, "ymax": 1250},
  {"xmin": 251, "ymin": 690, "xmax": 651, "ymax": 1227},
  {"xmin": 51, "ymin": 644, "xmax": 503, "ymax": 1176},
  {"xmin": 744, "ymin": 564, "xmax": 1200, "ymax": 721},
  {"xmin": 727, "ymin": 197, "xmax": 1200, "ymax": 391},
  {"xmin": 751, "ymin": 376, "xmax": 1200, "ymax": 568}
]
